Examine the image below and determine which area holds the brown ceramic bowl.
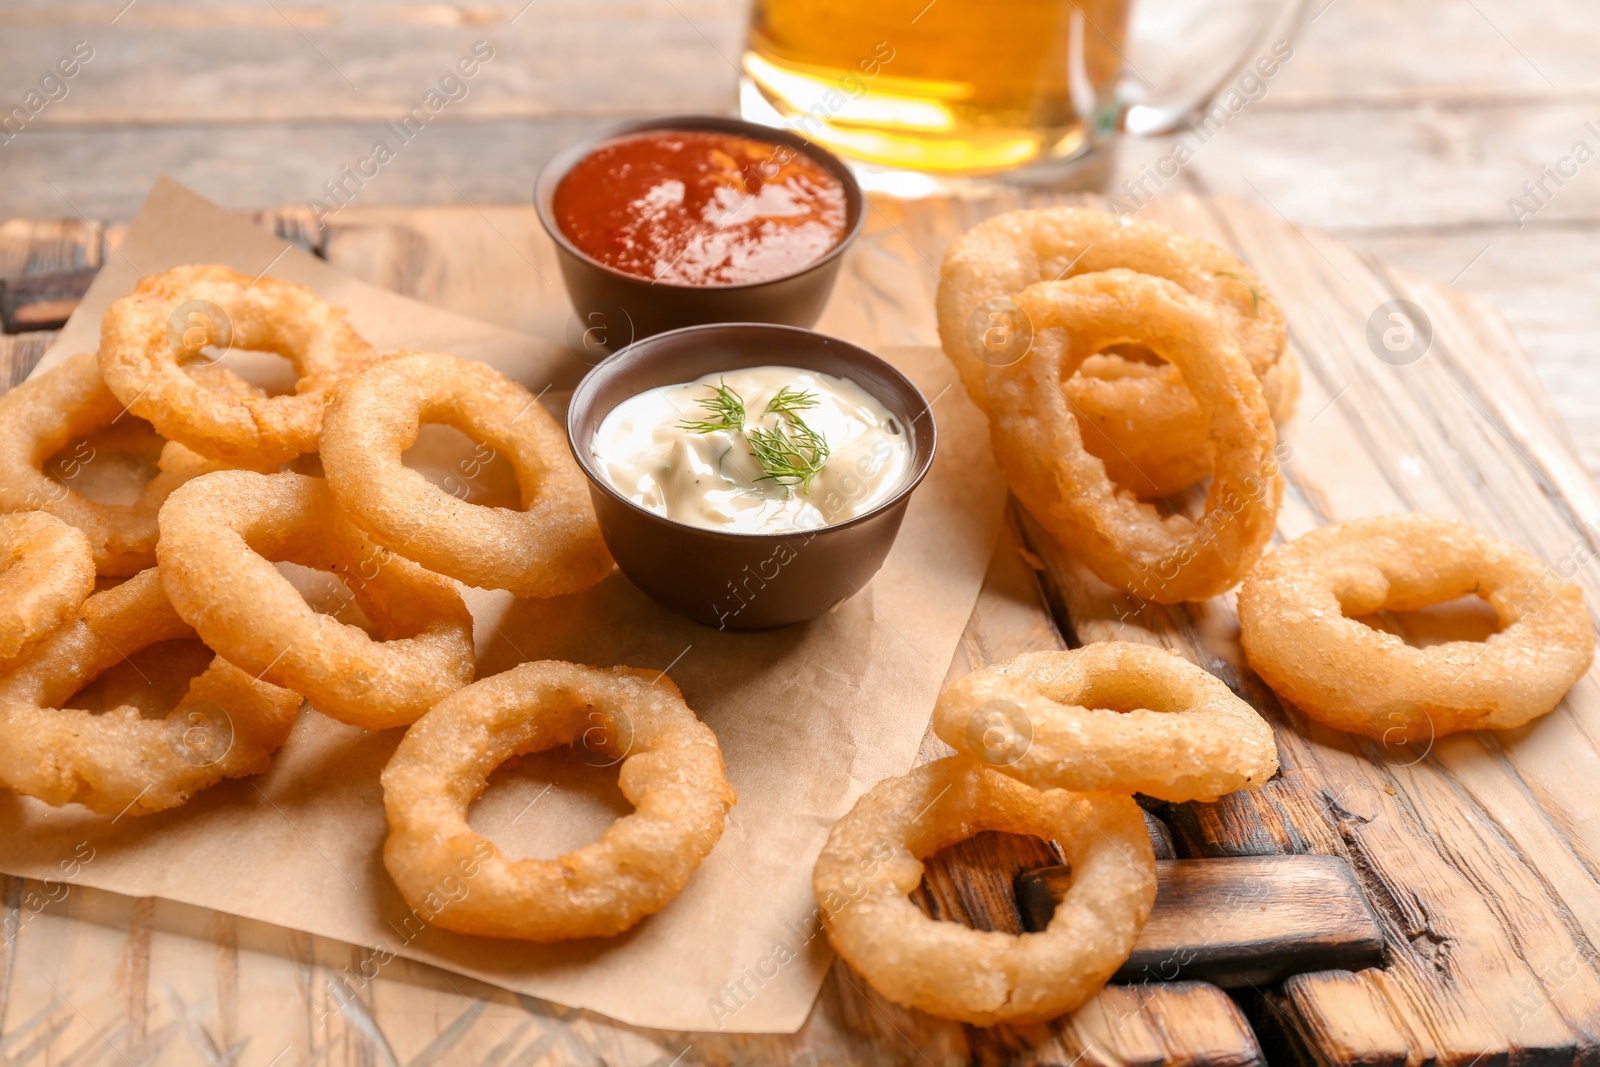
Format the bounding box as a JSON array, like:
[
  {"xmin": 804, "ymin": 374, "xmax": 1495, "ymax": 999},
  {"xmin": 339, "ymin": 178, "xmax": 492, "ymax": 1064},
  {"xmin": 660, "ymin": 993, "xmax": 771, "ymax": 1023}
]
[
  {"xmin": 535, "ymin": 115, "xmax": 865, "ymax": 354},
  {"xmin": 567, "ymin": 323, "xmax": 936, "ymax": 630}
]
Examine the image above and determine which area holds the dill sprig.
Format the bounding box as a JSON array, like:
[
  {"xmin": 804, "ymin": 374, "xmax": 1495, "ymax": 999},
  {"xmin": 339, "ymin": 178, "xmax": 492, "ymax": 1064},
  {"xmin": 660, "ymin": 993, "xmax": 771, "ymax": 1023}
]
[
  {"xmin": 763, "ymin": 385, "xmax": 820, "ymax": 418},
  {"xmin": 678, "ymin": 380, "xmax": 831, "ymax": 493},
  {"xmin": 1214, "ymin": 271, "xmax": 1260, "ymax": 313},
  {"xmin": 677, "ymin": 380, "xmax": 746, "ymax": 434},
  {"xmin": 747, "ymin": 416, "xmax": 831, "ymax": 494}
]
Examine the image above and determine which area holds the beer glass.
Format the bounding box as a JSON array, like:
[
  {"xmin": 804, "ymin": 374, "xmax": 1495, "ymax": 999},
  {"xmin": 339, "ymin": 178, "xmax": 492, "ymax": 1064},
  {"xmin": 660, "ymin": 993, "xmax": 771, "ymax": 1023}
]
[{"xmin": 741, "ymin": 0, "xmax": 1308, "ymax": 178}]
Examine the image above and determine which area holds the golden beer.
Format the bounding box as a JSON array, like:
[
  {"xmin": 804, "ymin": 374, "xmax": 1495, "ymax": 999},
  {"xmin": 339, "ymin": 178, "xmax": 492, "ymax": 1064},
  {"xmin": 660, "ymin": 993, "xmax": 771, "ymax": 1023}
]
[{"xmin": 743, "ymin": 0, "xmax": 1130, "ymax": 174}]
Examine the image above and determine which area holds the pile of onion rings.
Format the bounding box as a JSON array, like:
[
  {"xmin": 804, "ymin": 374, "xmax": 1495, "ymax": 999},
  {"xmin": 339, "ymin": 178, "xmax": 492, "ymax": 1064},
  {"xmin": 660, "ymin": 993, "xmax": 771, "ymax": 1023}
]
[
  {"xmin": 0, "ymin": 263, "xmax": 610, "ymax": 824},
  {"xmin": 0, "ymin": 568, "xmax": 302, "ymax": 815},
  {"xmin": 1239, "ymin": 514, "xmax": 1595, "ymax": 739},
  {"xmin": 0, "ymin": 338, "xmax": 306, "ymax": 815},
  {"xmin": 938, "ymin": 206, "xmax": 1297, "ymax": 498},
  {"xmin": 0, "ymin": 262, "xmax": 698, "ymax": 945},
  {"xmin": 985, "ymin": 270, "xmax": 1282, "ymax": 602},
  {"xmin": 382, "ymin": 660, "xmax": 735, "ymax": 940}
]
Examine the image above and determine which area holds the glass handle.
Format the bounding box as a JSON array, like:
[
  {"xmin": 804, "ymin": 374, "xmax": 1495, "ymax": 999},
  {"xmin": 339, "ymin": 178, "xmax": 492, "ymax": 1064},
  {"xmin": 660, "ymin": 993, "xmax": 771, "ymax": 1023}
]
[{"xmin": 1117, "ymin": 0, "xmax": 1310, "ymax": 137}]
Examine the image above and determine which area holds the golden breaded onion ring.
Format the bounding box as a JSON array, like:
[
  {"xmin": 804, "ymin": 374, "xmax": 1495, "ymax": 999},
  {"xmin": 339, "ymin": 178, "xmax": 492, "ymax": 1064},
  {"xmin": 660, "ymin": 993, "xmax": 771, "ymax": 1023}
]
[
  {"xmin": 1239, "ymin": 514, "xmax": 1596, "ymax": 739},
  {"xmin": 0, "ymin": 512, "xmax": 95, "ymax": 667},
  {"xmin": 99, "ymin": 264, "xmax": 377, "ymax": 467},
  {"xmin": 0, "ymin": 568, "xmax": 302, "ymax": 815},
  {"xmin": 986, "ymin": 271, "xmax": 1282, "ymax": 602},
  {"xmin": 0, "ymin": 352, "xmax": 230, "ymax": 574},
  {"xmin": 320, "ymin": 351, "xmax": 611, "ymax": 598},
  {"xmin": 156, "ymin": 470, "xmax": 475, "ymax": 729},
  {"xmin": 934, "ymin": 643, "xmax": 1278, "ymax": 802},
  {"xmin": 813, "ymin": 757, "xmax": 1154, "ymax": 1026},
  {"xmin": 937, "ymin": 206, "xmax": 1297, "ymax": 497},
  {"xmin": 381, "ymin": 661, "xmax": 736, "ymax": 941}
]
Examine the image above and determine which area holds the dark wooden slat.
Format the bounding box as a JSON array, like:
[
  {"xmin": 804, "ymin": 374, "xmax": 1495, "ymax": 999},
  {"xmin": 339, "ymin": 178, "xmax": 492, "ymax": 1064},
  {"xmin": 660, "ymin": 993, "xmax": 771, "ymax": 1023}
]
[
  {"xmin": 1143, "ymin": 803, "xmax": 1179, "ymax": 860},
  {"xmin": 1017, "ymin": 856, "xmax": 1385, "ymax": 988},
  {"xmin": 0, "ymin": 209, "xmax": 323, "ymax": 340},
  {"xmin": 0, "ymin": 332, "xmax": 54, "ymax": 390},
  {"xmin": 0, "ymin": 266, "xmax": 98, "ymax": 333},
  {"xmin": 242, "ymin": 207, "xmax": 330, "ymax": 259},
  {"xmin": 0, "ymin": 218, "xmax": 105, "ymax": 385}
]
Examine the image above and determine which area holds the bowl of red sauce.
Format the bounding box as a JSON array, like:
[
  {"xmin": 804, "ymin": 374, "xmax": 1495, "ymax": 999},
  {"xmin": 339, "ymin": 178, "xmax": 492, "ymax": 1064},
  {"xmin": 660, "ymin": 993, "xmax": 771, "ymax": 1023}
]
[{"xmin": 535, "ymin": 115, "xmax": 865, "ymax": 354}]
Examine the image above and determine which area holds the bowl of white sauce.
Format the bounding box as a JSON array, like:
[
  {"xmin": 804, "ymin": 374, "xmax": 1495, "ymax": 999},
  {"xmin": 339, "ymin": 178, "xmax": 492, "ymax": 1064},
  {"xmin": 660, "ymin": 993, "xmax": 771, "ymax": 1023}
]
[{"xmin": 567, "ymin": 323, "xmax": 936, "ymax": 629}]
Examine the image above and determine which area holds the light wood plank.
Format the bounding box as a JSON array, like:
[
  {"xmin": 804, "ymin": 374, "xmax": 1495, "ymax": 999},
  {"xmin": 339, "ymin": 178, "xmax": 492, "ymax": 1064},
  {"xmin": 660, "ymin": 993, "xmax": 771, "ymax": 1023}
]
[
  {"xmin": 0, "ymin": 118, "xmax": 612, "ymax": 221},
  {"xmin": 1269, "ymin": 0, "xmax": 1600, "ymax": 103},
  {"xmin": 0, "ymin": 0, "xmax": 744, "ymax": 124},
  {"xmin": 1353, "ymin": 227, "xmax": 1600, "ymax": 479},
  {"xmin": 1187, "ymin": 101, "xmax": 1600, "ymax": 232}
]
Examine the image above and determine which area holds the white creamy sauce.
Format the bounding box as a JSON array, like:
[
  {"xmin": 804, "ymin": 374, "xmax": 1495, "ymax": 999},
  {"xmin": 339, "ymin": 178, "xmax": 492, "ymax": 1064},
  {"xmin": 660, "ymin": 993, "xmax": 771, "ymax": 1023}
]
[{"xmin": 592, "ymin": 365, "xmax": 910, "ymax": 534}]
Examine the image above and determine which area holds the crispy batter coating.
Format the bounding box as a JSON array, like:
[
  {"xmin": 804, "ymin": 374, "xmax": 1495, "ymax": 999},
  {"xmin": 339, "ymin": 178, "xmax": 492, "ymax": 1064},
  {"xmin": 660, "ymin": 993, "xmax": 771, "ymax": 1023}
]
[
  {"xmin": 98, "ymin": 264, "xmax": 377, "ymax": 467},
  {"xmin": 1239, "ymin": 513, "xmax": 1596, "ymax": 738},
  {"xmin": 157, "ymin": 470, "xmax": 475, "ymax": 729},
  {"xmin": 935, "ymin": 643, "xmax": 1278, "ymax": 803},
  {"xmin": 813, "ymin": 757, "xmax": 1155, "ymax": 1026},
  {"xmin": 321, "ymin": 351, "xmax": 611, "ymax": 598},
  {"xmin": 0, "ymin": 569, "xmax": 302, "ymax": 815},
  {"xmin": 0, "ymin": 512, "xmax": 95, "ymax": 666},
  {"xmin": 0, "ymin": 352, "xmax": 230, "ymax": 574},
  {"xmin": 986, "ymin": 271, "xmax": 1282, "ymax": 602},
  {"xmin": 382, "ymin": 661, "xmax": 735, "ymax": 941},
  {"xmin": 937, "ymin": 206, "xmax": 1297, "ymax": 496}
]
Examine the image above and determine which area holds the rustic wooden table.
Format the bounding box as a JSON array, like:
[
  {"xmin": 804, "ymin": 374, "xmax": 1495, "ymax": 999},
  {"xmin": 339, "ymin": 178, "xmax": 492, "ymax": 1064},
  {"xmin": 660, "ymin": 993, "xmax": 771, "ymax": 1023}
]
[
  {"xmin": 1, "ymin": 2, "xmax": 1598, "ymax": 1065},
  {"xmin": 1, "ymin": 189, "xmax": 1596, "ymax": 1067}
]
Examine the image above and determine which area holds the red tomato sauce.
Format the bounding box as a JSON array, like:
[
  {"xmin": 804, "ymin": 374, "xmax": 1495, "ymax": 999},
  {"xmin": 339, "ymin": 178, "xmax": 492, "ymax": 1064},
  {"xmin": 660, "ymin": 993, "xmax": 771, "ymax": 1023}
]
[{"xmin": 553, "ymin": 129, "xmax": 849, "ymax": 287}]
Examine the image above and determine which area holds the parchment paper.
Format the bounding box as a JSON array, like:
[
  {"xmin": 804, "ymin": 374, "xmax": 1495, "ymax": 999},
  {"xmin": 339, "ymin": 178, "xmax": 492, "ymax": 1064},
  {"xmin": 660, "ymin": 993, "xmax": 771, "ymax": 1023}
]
[{"xmin": 0, "ymin": 179, "xmax": 1006, "ymax": 1033}]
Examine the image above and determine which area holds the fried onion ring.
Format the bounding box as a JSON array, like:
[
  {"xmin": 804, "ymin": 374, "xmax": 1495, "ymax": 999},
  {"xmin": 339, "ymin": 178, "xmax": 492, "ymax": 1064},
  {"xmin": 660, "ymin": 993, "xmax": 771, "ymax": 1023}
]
[
  {"xmin": 933, "ymin": 644, "xmax": 1278, "ymax": 802},
  {"xmin": 321, "ymin": 351, "xmax": 611, "ymax": 598},
  {"xmin": 813, "ymin": 757, "xmax": 1154, "ymax": 1026},
  {"xmin": 0, "ymin": 352, "xmax": 231, "ymax": 574},
  {"xmin": 1239, "ymin": 514, "xmax": 1596, "ymax": 739},
  {"xmin": 381, "ymin": 661, "xmax": 736, "ymax": 940},
  {"xmin": 0, "ymin": 568, "xmax": 302, "ymax": 815},
  {"xmin": 157, "ymin": 470, "xmax": 475, "ymax": 729},
  {"xmin": 99, "ymin": 264, "xmax": 377, "ymax": 467},
  {"xmin": 937, "ymin": 206, "xmax": 1297, "ymax": 497},
  {"xmin": 0, "ymin": 512, "xmax": 95, "ymax": 666},
  {"xmin": 986, "ymin": 271, "xmax": 1282, "ymax": 602}
]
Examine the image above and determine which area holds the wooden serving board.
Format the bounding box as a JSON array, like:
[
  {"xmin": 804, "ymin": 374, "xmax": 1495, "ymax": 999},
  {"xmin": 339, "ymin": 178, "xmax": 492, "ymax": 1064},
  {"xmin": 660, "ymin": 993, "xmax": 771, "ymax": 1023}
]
[{"xmin": 0, "ymin": 188, "xmax": 1597, "ymax": 1066}]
